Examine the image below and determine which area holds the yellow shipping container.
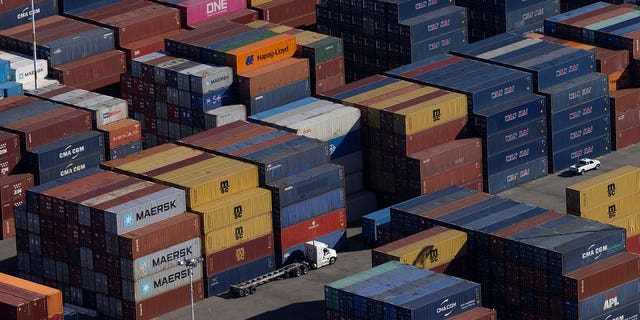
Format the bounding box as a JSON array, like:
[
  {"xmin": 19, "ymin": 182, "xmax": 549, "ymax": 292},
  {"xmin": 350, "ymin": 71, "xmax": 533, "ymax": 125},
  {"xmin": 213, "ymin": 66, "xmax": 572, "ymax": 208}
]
[
  {"xmin": 395, "ymin": 92, "xmax": 468, "ymax": 135},
  {"xmin": 342, "ymin": 81, "xmax": 415, "ymax": 107},
  {"xmin": 295, "ymin": 31, "xmax": 328, "ymax": 46},
  {"xmin": 204, "ymin": 212, "xmax": 273, "ymax": 254},
  {"xmin": 372, "ymin": 227, "xmax": 467, "ymax": 269},
  {"xmin": 250, "ymin": 0, "xmax": 271, "ymax": 7},
  {"xmin": 191, "ymin": 187, "xmax": 272, "ymax": 233},
  {"xmin": 154, "ymin": 157, "xmax": 259, "ymax": 207},
  {"xmin": 107, "ymin": 144, "xmax": 204, "ymax": 175},
  {"xmin": 575, "ymin": 192, "xmax": 640, "ymax": 221},
  {"xmin": 608, "ymin": 210, "xmax": 640, "ymax": 237},
  {"xmin": 366, "ymin": 87, "xmax": 439, "ymax": 129},
  {"xmin": 566, "ymin": 166, "xmax": 640, "ymax": 214}
]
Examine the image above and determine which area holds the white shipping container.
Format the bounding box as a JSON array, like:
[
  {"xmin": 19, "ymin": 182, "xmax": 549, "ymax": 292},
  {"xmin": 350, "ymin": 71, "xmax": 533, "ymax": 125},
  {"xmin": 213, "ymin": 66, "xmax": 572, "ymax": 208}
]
[
  {"xmin": 286, "ymin": 105, "xmax": 361, "ymax": 141},
  {"xmin": 187, "ymin": 64, "xmax": 233, "ymax": 94},
  {"xmin": 120, "ymin": 237, "xmax": 202, "ymax": 280},
  {"xmin": 52, "ymin": 89, "xmax": 128, "ymax": 127},
  {"xmin": 22, "ymin": 78, "xmax": 60, "ymax": 92},
  {"xmin": 122, "ymin": 263, "xmax": 203, "ymax": 302},
  {"xmin": 261, "ymin": 99, "xmax": 334, "ymax": 124},
  {"xmin": 0, "ymin": 50, "xmax": 48, "ymax": 84},
  {"xmin": 204, "ymin": 104, "xmax": 246, "ymax": 129}
]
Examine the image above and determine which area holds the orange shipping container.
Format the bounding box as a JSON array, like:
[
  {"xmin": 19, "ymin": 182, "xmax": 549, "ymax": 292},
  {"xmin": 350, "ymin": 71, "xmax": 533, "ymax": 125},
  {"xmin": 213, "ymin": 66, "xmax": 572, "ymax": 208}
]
[
  {"xmin": 0, "ymin": 272, "xmax": 62, "ymax": 317},
  {"xmin": 98, "ymin": 118, "xmax": 142, "ymax": 148},
  {"xmin": 226, "ymin": 33, "xmax": 296, "ymax": 73}
]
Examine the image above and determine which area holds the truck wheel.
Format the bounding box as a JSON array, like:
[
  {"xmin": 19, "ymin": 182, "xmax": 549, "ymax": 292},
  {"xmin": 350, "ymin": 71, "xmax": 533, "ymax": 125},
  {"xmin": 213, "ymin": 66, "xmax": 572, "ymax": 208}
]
[
  {"xmin": 239, "ymin": 289, "xmax": 247, "ymax": 297},
  {"xmin": 293, "ymin": 268, "xmax": 302, "ymax": 277},
  {"xmin": 329, "ymin": 257, "xmax": 337, "ymax": 265},
  {"xmin": 596, "ymin": 164, "xmax": 600, "ymax": 170},
  {"xmin": 310, "ymin": 262, "xmax": 318, "ymax": 270},
  {"xmin": 300, "ymin": 265, "xmax": 309, "ymax": 274},
  {"xmin": 250, "ymin": 286, "xmax": 256, "ymax": 294}
]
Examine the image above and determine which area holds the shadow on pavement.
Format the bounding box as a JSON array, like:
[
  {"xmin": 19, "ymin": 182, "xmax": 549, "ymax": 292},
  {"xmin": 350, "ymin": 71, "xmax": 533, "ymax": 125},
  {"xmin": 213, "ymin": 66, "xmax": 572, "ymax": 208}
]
[{"xmin": 247, "ymin": 300, "xmax": 325, "ymax": 320}]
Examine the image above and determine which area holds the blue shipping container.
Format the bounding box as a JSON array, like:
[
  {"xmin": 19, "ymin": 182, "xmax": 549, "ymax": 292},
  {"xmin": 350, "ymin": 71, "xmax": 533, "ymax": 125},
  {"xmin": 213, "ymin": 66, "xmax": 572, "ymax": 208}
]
[
  {"xmin": 328, "ymin": 130, "xmax": 361, "ymax": 159},
  {"xmin": 25, "ymin": 131, "xmax": 104, "ymax": 171},
  {"xmin": 206, "ymin": 254, "xmax": 275, "ymax": 296},
  {"xmin": 217, "ymin": 130, "xmax": 291, "ymax": 154},
  {"xmin": 278, "ymin": 229, "xmax": 346, "ymax": 266},
  {"xmin": 331, "ymin": 77, "xmax": 400, "ymax": 102},
  {"xmin": 587, "ymin": 300, "xmax": 640, "ymax": 320},
  {"xmin": 36, "ymin": 152, "xmax": 105, "ymax": 184},
  {"xmin": 441, "ymin": 199, "xmax": 519, "ymax": 226},
  {"xmin": 540, "ymin": 73, "xmax": 608, "ymax": 112},
  {"xmin": 512, "ymin": 21, "xmax": 545, "ymax": 37},
  {"xmin": 396, "ymin": 6, "xmax": 467, "ymax": 44},
  {"xmin": 408, "ymin": 28, "xmax": 468, "ymax": 62},
  {"xmin": 246, "ymin": 79, "xmax": 311, "ymax": 115},
  {"xmin": 0, "ymin": 101, "xmax": 62, "ymax": 127},
  {"xmin": 362, "ymin": 207, "xmax": 391, "ymax": 245},
  {"xmin": 484, "ymin": 117, "xmax": 546, "ymax": 154},
  {"xmin": 550, "ymin": 114, "xmax": 610, "ymax": 152},
  {"xmin": 108, "ymin": 140, "xmax": 143, "ymax": 160},
  {"xmin": 505, "ymin": 0, "xmax": 559, "ymax": 31},
  {"xmin": 391, "ymin": 279, "xmax": 480, "ymax": 320},
  {"xmin": 267, "ymin": 163, "xmax": 344, "ymax": 208},
  {"xmin": 191, "ymin": 86, "xmax": 235, "ymax": 111},
  {"xmin": 550, "ymin": 96, "xmax": 609, "ymax": 133},
  {"xmin": 485, "ymin": 137, "xmax": 547, "ymax": 174},
  {"xmin": 485, "ymin": 156, "xmax": 548, "ymax": 194},
  {"xmin": 380, "ymin": 0, "xmax": 454, "ymax": 22},
  {"xmin": 550, "ymin": 133, "xmax": 611, "ymax": 173},
  {"xmin": 474, "ymin": 93, "xmax": 546, "ymax": 135},
  {"xmin": 566, "ymin": 279, "xmax": 640, "ymax": 320},
  {"xmin": 0, "ymin": 81, "xmax": 23, "ymax": 99},
  {"xmin": 38, "ymin": 27, "xmax": 115, "ymax": 66},
  {"xmin": 0, "ymin": 0, "xmax": 58, "ymax": 30},
  {"xmin": 274, "ymin": 188, "xmax": 344, "ymax": 229},
  {"xmin": 0, "ymin": 59, "xmax": 10, "ymax": 82}
]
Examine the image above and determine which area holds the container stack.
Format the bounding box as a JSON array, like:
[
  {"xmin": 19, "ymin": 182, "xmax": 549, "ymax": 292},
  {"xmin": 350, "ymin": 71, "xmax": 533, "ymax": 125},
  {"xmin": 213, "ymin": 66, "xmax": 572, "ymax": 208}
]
[
  {"xmin": 388, "ymin": 185, "xmax": 635, "ymax": 319},
  {"xmin": 385, "ymin": 55, "xmax": 548, "ymax": 194},
  {"xmin": 0, "ymin": 130, "xmax": 20, "ymax": 177},
  {"xmin": 558, "ymin": 1, "xmax": 640, "ymax": 21},
  {"xmin": 566, "ymin": 166, "xmax": 640, "ymax": 254},
  {"xmin": 62, "ymin": 0, "xmax": 185, "ymax": 63},
  {"xmin": 251, "ymin": 0, "xmax": 318, "ymax": 28},
  {"xmin": 121, "ymin": 51, "xmax": 235, "ymax": 147},
  {"xmin": 451, "ymin": 33, "xmax": 611, "ymax": 174},
  {"xmin": 324, "ymin": 261, "xmax": 482, "ymax": 320},
  {"xmin": 152, "ymin": 0, "xmax": 248, "ymax": 28},
  {"xmin": 0, "ymin": 58, "xmax": 22, "ymax": 99},
  {"xmin": 0, "ymin": 15, "xmax": 120, "ymax": 90},
  {"xmin": 0, "ymin": 95, "xmax": 104, "ymax": 184},
  {"xmin": 177, "ymin": 121, "xmax": 347, "ymax": 267},
  {"xmin": 362, "ymin": 207, "xmax": 392, "ymax": 247},
  {"xmin": 248, "ymin": 97, "xmax": 373, "ymax": 223},
  {"xmin": 0, "ymin": 272, "xmax": 63, "ymax": 319},
  {"xmin": 16, "ymin": 168, "xmax": 203, "ymax": 319},
  {"xmin": 0, "ymin": 173, "xmax": 33, "ymax": 239},
  {"xmin": 0, "ymin": 50, "xmax": 49, "ymax": 92},
  {"xmin": 164, "ymin": 20, "xmax": 308, "ymax": 115},
  {"xmin": 100, "ymin": 143, "xmax": 274, "ymax": 297},
  {"xmin": 316, "ymin": 0, "xmax": 468, "ymax": 82},
  {"xmin": 0, "ymin": 0, "xmax": 58, "ymax": 30},
  {"xmin": 610, "ymin": 88, "xmax": 640, "ymax": 149},
  {"xmin": 454, "ymin": 0, "xmax": 560, "ymax": 42},
  {"xmin": 245, "ymin": 20, "xmax": 346, "ymax": 95}
]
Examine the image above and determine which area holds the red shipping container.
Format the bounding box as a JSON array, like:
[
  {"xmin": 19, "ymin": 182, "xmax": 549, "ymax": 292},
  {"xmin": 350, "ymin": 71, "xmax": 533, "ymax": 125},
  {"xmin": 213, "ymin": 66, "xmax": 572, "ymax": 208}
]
[
  {"xmin": 610, "ymin": 88, "xmax": 640, "ymax": 114},
  {"xmin": 236, "ymin": 57, "xmax": 309, "ymax": 97},
  {"xmin": 628, "ymin": 234, "xmax": 640, "ymax": 255},
  {"xmin": 0, "ymin": 155, "xmax": 20, "ymax": 176},
  {"xmin": 0, "ymin": 282, "xmax": 48, "ymax": 320},
  {"xmin": 448, "ymin": 307, "xmax": 497, "ymax": 320},
  {"xmin": 413, "ymin": 161, "xmax": 482, "ymax": 195},
  {"xmin": 1, "ymin": 198, "xmax": 24, "ymax": 221},
  {"xmin": 395, "ymin": 117, "xmax": 470, "ymax": 155},
  {"xmin": 98, "ymin": 118, "xmax": 142, "ymax": 149},
  {"xmin": 50, "ymin": 50, "xmax": 126, "ymax": 88},
  {"xmin": 0, "ymin": 291, "xmax": 29, "ymax": 320},
  {"xmin": 0, "ymin": 131, "xmax": 19, "ymax": 161},
  {"xmin": 595, "ymin": 47, "xmax": 629, "ymax": 75},
  {"xmin": 462, "ymin": 179, "xmax": 483, "ymax": 192},
  {"xmin": 614, "ymin": 124, "xmax": 640, "ymax": 150},
  {"xmin": 614, "ymin": 105, "xmax": 640, "ymax": 132},
  {"xmin": 254, "ymin": 0, "xmax": 316, "ymax": 24},
  {"xmin": 278, "ymin": 208, "xmax": 346, "ymax": 249},
  {"xmin": 190, "ymin": 9, "xmax": 259, "ymax": 28},
  {"xmin": 563, "ymin": 252, "xmax": 640, "ymax": 300},
  {"xmin": 0, "ymin": 174, "xmax": 33, "ymax": 205},
  {"xmin": 315, "ymin": 56, "xmax": 344, "ymax": 80},
  {"xmin": 205, "ymin": 233, "xmax": 274, "ymax": 276},
  {"xmin": 122, "ymin": 281, "xmax": 203, "ymax": 320},
  {"xmin": 315, "ymin": 74, "xmax": 346, "ymax": 95},
  {"xmin": 407, "ymin": 138, "xmax": 482, "ymax": 179},
  {"xmin": 1, "ymin": 218, "xmax": 15, "ymax": 239},
  {"xmin": 280, "ymin": 11, "xmax": 316, "ymax": 28},
  {"xmin": 119, "ymin": 28, "xmax": 185, "ymax": 61}
]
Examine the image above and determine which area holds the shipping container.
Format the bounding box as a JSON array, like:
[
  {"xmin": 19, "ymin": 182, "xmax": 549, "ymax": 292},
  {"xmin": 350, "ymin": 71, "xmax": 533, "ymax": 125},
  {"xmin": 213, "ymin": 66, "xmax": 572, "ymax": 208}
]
[
  {"xmin": 587, "ymin": 301, "xmax": 640, "ymax": 320},
  {"xmin": 267, "ymin": 163, "xmax": 344, "ymax": 208},
  {"xmin": 540, "ymin": 72, "xmax": 608, "ymax": 112},
  {"xmin": 0, "ymin": 272, "xmax": 62, "ymax": 317},
  {"xmin": 485, "ymin": 156, "xmax": 548, "ymax": 194},
  {"xmin": 204, "ymin": 105, "xmax": 246, "ymax": 129},
  {"xmin": 245, "ymin": 79, "xmax": 310, "ymax": 115},
  {"xmin": 237, "ymin": 57, "xmax": 309, "ymax": 97},
  {"xmin": 550, "ymin": 96, "xmax": 610, "ymax": 134},
  {"xmin": 155, "ymin": 0, "xmax": 247, "ymax": 27},
  {"xmin": 474, "ymin": 93, "xmax": 546, "ymax": 136},
  {"xmin": 550, "ymin": 114, "xmax": 610, "ymax": 152},
  {"xmin": 566, "ymin": 165, "xmax": 640, "ymax": 214},
  {"xmin": 396, "ymin": 116, "xmax": 470, "ymax": 155},
  {"xmin": 0, "ymin": 174, "xmax": 32, "ymax": 205},
  {"xmin": 205, "ymin": 233, "xmax": 273, "ymax": 276},
  {"xmin": 0, "ymin": 0, "xmax": 58, "ymax": 30},
  {"xmin": 613, "ymin": 105, "xmax": 640, "ymax": 133},
  {"xmin": 191, "ymin": 187, "xmax": 271, "ymax": 233},
  {"xmin": 98, "ymin": 118, "xmax": 141, "ymax": 149},
  {"xmin": 394, "ymin": 6, "xmax": 467, "ymax": 44},
  {"xmin": 362, "ymin": 207, "xmax": 391, "ymax": 246},
  {"xmin": 565, "ymin": 278, "xmax": 640, "ymax": 320},
  {"xmin": 204, "ymin": 212, "xmax": 272, "ymax": 254},
  {"xmin": 550, "ymin": 134, "xmax": 611, "ymax": 173},
  {"xmin": 610, "ymin": 88, "xmax": 640, "ymax": 114},
  {"xmin": 573, "ymin": 191, "xmax": 640, "ymax": 222},
  {"xmin": 448, "ymin": 307, "xmax": 497, "ymax": 320},
  {"xmin": 0, "ymin": 131, "xmax": 19, "ymax": 161},
  {"xmin": 206, "ymin": 253, "xmax": 274, "ymax": 296},
  {"xmin": 484, "ymin": 117, "xmax": 546, "ymax": 155},
  {"xmin": 121, "ymin": 237, "xmax": 201, "ymax": 281},
  {"xmin": 109, "ymin": 140, "xmax": 143, "ymax": 161},
  {"xmin": 274, "ymin": 187, "xmax": 344, "ymax": 229},
  {"xmin": 25, "ymin": 131, "xmax": 104, "ymax": 172},
  {"xmin": 0, "ymin": 281, "xmax": 47, "ymax": 319},
  {"xmin": 50, "ymin": 50, "xmax": 126, "ymax": 90},
  {"xmin": 407, "ymin": 139, "xmax": 481, "ymax": 180},
  {"xmin": 277, "ymin": 208, "xmax": 345, "ymax": 249},
  {"xmin": 0, "ymin": 290, "xmax": 30, "ymax": 320},
  {"xmin": 613, "ymin": 124, "xmax": 640, "ymax": 151},
  {"xmin": 36, "ymin": 151, "xmax": 105, "ymax": 184}
]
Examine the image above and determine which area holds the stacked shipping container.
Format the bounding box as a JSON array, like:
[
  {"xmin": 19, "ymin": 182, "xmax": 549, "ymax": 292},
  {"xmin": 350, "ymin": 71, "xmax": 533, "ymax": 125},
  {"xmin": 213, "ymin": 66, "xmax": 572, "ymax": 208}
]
[
  {"xmin": 152, "ymin": 0, "xmax": 248, "ymax": 28},
  {"xmin": 15, "ymin": 168, "xmax": 203, "ymax": 319},
  {"xmin": 0, "ymin": 0, "xmax": 58, "ymax": 30},
  {"xmin": 388, "ymin": 185, "xmax": 635, "ymax": 319},
  {"xmin": 316, "ymin": 0, "xmax": 468, "ymax": 81},
  {"xmin": 251, "ymin": 0, "xmax": 318, "ymax": 27},
  {"xmin": 177, "ymin": 121, "xmax": 347, "ymax": 266},
  {"xmin": 100, "ymin": 143, "xmax": 275, "ymax": 297},
  {"xmin": 450, "ymin": 33, "xmax": 611, "ymax": 173},
  {"xmin": 610, "ymin": 88, "xmax": 640, "ymax": 149},
  {"xmin": 0, "ymin": 173, "xmax": 33, "ymax": 239},
  {"xmin": 0, "ymin": 50, "xmax": 49, "ymax": 92},
  {"xmin": 0, "ymin": 272, "xmax": 63, "ymax": 319}
]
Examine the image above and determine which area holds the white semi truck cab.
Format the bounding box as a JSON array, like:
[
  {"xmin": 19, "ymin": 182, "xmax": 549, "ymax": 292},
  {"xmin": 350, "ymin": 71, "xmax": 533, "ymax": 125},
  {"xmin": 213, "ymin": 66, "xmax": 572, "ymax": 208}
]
[{"xmin": 304, "ymin": 240, "xmax": 337, "ymax": 269}]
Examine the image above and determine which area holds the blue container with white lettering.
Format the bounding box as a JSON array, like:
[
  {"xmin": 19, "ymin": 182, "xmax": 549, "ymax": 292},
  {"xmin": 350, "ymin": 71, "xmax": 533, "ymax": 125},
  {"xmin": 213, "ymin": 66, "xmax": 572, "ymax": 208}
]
[
  {"xmin": 362, "ymin": 207, "xmax": 391, "ymax": 245},
  {"xmin": 328, "ymin": 130, "xmax": 361, "ymax": 159},
  {"xmin": 378, "ymin": 0, "xmax": 454, "ymax": 22},
  {"xmin": 267, "ymin": 163, "xmax": 344, "ymax": 208},
  {"xmin": 0, "ymin": 81, "xmax": 23, "ymax": 99},
  {"xmin": 406, "ymin": 28, "xmax": 468, "ymax": 63},
  {"xmin": 393, "ymin": 6, "xmax": 467, "ymax": 44},
  {"xmin": 550, "ymin": 114, "xmax": 610, "ymax": 152},
  {"xmin": 550, "ymin": 133, "xmax": 611, "ymax": 173},
  {"xmin": 587, "ymin": 300, "xmax": 640, "ymax": 320},
  {"xmin": 245, "ymin": 79, "xmax": 311, "ymax": 115},
  {"xmin": 36, "ymin": 151, "xmax": 105, "ymax": 184},
  {"xmin": 566, "ymin": 279, "xmax": 640, "ymax": 320},
  {"xmin": 485, "ymin": 137, "xmax": 547, "ymax": 175},
  {"xmin": 0, "ymin": 0, "xmax": 58, "ymax": 30},
  {"xmin": 485, "ymin": 156, "xmax": 548, "ymax": 194},
  {"xmin": 512, "ymin": 21, "xmax": 544, "ymax": 37},
  {"xmin": 540, "ymin": 73, "xmax": 608, "ymax": 113},
  {"xmin": 484, "ymin": 117, "xmax": 546, "ymax": 154},
  {"xmin": 550, "ymin": 96, "xmax": 609, "ymax": 134},
  {"xmin": 504, "ymin": 0, "xmax": 559, "ymax": 31},
  {"xmin": 206, "ymin": 254, "xmax": 275, "ymax": 297},
  {"xmin": 274, "ymin": 188, "xmax": 345, "ymax": 229},
  {"xmin": 25, "ymin": 131, "xmax": 104, "ymax": 172},
  {"xmin": 35, "ymin": 27, "xmax": 115, "ymax": 66},
  {"xmin": 191, "ymin": 86, "xmax": 235, "ymax": 111},
  {"xmin": 277, "ymin": 229, "xmax": 346, "ymax": 266},
  {"xmin": 108, "ymin": 140, "xmax": 143, "ymax": 160},
  {"xmin": 474, "ymin": 94, "xmax": 546, "ymax": 136}
]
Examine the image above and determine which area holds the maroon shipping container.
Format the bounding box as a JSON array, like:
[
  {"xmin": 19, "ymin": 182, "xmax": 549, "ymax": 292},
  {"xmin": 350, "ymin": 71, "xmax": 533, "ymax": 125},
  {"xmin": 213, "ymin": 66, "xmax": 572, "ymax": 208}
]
[
  {"xmin": 395, "ymin": 117, "xmax": 470, "ymax": 155},
  {"xmin": 122, "ymin": 281, "xmax": 204, "ymax": 320},
  {"xmin": 407, "ymin": 138, "xmax": 482, "ymax": 179},
  {"xmin": 462, "ymin": 179, "xmax": 483, "ymax": 192},
  {"xmin": 254, "ymin": 0, "xmax": 316, "ymax": 24},
  {"xmin": 189, "ymin": 9, "xmax": 259, "ymax": 28},
  {"xmin": 236, "ymin": 57, "xmax": 309, "ymax": 97},
  {"xmin": 354, "ymin": 83, "xmax": 423, "ymax": 126},
  {"xmin": 316, "ymin": 74, "xmax": 346, "ymax": 95},
  {"xmin": 0, "ymin": 282, "xmax": 47, "ymax": 320},
  {"xmin": 205, "ymin": 233, "xmax": 274, "ymax": 276},
  {"xmin": 615, "ymin": 106, "xmax": 640, "ymax": 131},
  {"xmin": 489, "ymin": 211, "xmax": 565, "ymax": 259},
  {"xmin": 563, "ymin": 252, "xmax": 640, "ymax": 301},
  {"xmin": 628, "ymin": 233, "xmax": 640, "ymax": 255},
  {"xmin": 75, "ymin": 1, "xmax": 181, "ymax": 45},
  {"xmin": 177, "ymin": 121, "xmax": 277, "ymax": 153},
  {"xmin": 1, "ymin": 107, "xmax": 91, "ymax": 151},
  {"xmin": 120, "ymin": 28, "xmax": 185, "ymax": 61},
  {"xmin": 50, "ymin": 50, "xmax": 126, "ymax": 88},
  {"xmin": 316, "ymin": 74, "xmax": 389, "ymax": 101},
  {"xmin": 0, "ymin": 174, "xmax": 33, "ymax": 205},
  {"xmin": 0, "ymin": 290, "xmax": 29, "ymax": 320},
  {"xmin": 1, "ymin": 218, "xmax": 15, "ymax": 239},
  {"xmin": 1, "ymin": 198, "xmax": 23, "ymax": 221},
  {"xmin": 279, "ymin": 208, "xmax": 346, "ymax": 249},
  {"xmin": 448, "ymin": 307, "xmax": 497, "ymax": 320},
  {"xmin": 410, "ymin": 161, "xmax": 482, "ymax": 195},
  {"xmin": 315, "ymin": 56, "xmax": 344, "ymax": 80},
  {"xmin": 0, "ymin": 131, "xmax": 19, "ymax": 161},
  {"xmin": 232, "ymin": 133, "xmax": 299, "ymax": 157},
  {"xmin": 614, "ymin": 124, "xmax": 640, "ymax": 150},
  {"xmin": 119, "ymin": 212, "xmax": 200, "ymax": 259},
  {"xmin": 0, "ymin": 155, "xmax": 21, "ymax": 176},
  {"xmin": 610, "ymin": 88, "xmax": 640, "ymax": 114},
  {"xmin": 595, "ymin": 47, "xmax": 629, "ymax": 75}
]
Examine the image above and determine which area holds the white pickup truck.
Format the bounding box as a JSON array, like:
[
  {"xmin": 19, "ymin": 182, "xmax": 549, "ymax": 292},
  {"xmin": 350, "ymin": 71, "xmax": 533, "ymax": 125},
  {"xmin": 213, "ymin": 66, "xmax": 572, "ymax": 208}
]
[{"xmin": 569, "ymin": 158, "xmax": 601, "ymax": 175}]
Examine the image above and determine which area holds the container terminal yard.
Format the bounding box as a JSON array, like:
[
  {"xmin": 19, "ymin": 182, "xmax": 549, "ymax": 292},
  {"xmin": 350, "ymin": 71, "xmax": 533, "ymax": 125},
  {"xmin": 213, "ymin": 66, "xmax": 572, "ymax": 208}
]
[{"xmin": 0, "ymin": 0, "xmax": 640, "ymax": 319}]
